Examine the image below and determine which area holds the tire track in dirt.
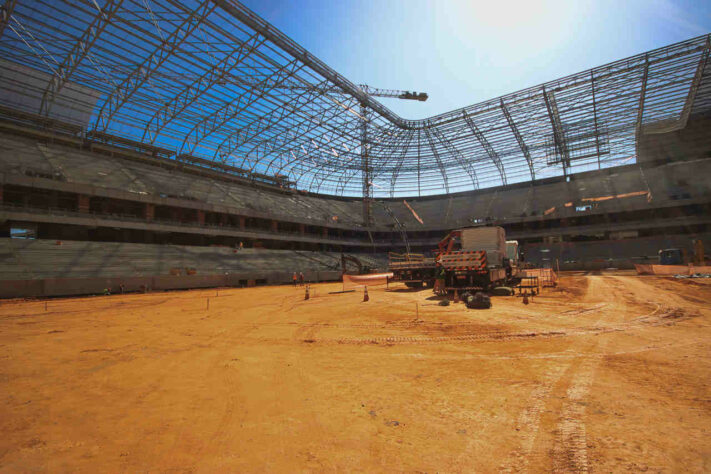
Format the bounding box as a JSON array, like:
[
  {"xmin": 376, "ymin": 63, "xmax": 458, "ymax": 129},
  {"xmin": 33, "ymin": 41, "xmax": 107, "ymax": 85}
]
[
  {"xmin": 303, "ymin": 304, "xmax": 688, "ymax": 346},
  {"xmin": 547, "ymin": 274, "xmax": 710, "ymax": 472},
  {"xmin": 551, "ymin": 357, "xmax": 600, "ymax": 473},
  {"xmin": 200, "ymin": 361, "xmax": 240, "ymax": 464},
  {"xmin": 500, "ymin": 276, "xmax": 621, "ymax": 473},
  {"xmin": 159, "ymin": 351, "xmax": 245, "ymax": 471},
  {"xmin": 499, "ymin": 365, "xmax": 568, "ymax": 473},
  {"xmin": 549, "ymin": 276, "xmax": 626, "ymax": 473},
  {"xmin": 0, "ymin": 298, "xmax": 171, "ymax": 320},
  {"xmin": 211, "ymin": 300, "xmax": 688, "ymax": 348},
  {"xmin": 293, "ymin": 322, "xmax": 321, "ymax": 343}
]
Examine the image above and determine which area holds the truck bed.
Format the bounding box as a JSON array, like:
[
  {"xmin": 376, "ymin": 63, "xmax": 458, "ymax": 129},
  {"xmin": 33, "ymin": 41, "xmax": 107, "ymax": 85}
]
[
  {"xmin": 438, "ymin": 251, "xmax": 490, "ymax": 270},
  {"xmin": 388, "ymin": 253, "xmax": 436, "ymax": 271}
]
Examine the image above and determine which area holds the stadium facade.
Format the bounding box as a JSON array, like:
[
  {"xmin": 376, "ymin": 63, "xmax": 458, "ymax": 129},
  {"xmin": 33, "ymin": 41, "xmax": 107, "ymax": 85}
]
[{"xmin": 0, "ymin": 0, "xmax": 709, "ymax": 297}]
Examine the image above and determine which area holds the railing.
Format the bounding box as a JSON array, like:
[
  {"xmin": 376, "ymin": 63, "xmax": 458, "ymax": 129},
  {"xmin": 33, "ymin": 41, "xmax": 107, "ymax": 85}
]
[{"xmin": 388, "ymin": 252, "xmax": 428, "ymax": 262}]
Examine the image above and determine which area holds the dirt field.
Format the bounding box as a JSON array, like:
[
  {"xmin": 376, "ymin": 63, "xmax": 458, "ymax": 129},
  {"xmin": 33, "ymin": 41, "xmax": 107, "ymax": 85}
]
[{"xmin": 1, "ymin": 272, "xmax": 710, "ymax": 472}]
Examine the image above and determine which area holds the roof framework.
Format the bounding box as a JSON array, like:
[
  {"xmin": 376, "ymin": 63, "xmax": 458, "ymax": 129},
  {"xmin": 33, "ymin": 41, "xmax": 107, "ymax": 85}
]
[{"xmin": 0, "ymin": 0, "xmax": 709, "ymax": 197}]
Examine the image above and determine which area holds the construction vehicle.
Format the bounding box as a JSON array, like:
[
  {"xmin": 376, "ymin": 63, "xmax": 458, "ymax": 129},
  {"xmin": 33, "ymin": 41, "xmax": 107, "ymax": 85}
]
[
  {"xmin": 505, "ymin": 240, "xmax": 521, "ymax": 280},
  {"xmin": 435, "ymin": 226, "xmax": 521, "ymax": 294},
  {"xmin": 388, "ymin": 252, "xmax": 437, "ymax": 288},
  {"xmin": 659, "ymin": 248, "xmax": 684, "ymax": 265}
]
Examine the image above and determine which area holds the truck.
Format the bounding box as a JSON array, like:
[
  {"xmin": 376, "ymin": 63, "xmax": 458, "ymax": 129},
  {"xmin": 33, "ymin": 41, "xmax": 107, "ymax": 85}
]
[
  {"xmin": 388, "ymin": 252, "xmax": 437, "ymax": 288},
  {"xmin": 434, "ymin": 226, "xmax": 520, "ymax": 294}
]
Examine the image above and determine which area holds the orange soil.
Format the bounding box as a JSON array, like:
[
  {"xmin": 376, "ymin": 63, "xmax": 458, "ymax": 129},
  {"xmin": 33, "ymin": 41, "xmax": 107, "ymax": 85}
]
[{"xmin": 1, "ymin": 273, "xmax": 710, "ymax": 472}]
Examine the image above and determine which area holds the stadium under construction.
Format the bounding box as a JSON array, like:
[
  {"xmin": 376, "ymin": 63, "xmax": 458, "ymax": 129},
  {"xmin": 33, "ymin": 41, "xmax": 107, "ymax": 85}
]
[{"xmin": 0, "ymin": 0, "xmax": 710, "ymax": 471}]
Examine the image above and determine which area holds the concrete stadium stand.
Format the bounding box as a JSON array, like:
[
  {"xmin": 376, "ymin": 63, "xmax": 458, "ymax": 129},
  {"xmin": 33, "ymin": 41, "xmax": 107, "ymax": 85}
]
[
  {"xmin": 0, "ymin": 271, "xmax": 343, "ymax": 299},
  {"xmin": 0, "ymin": 238, "xmax": 353, "ymax": 298}
]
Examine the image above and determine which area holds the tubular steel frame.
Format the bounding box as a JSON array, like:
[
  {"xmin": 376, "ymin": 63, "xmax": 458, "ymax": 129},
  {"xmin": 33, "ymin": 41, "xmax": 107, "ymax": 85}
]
[{"xmin": 0, "ymin": 0, "xmax": 709, "ymax": 198}]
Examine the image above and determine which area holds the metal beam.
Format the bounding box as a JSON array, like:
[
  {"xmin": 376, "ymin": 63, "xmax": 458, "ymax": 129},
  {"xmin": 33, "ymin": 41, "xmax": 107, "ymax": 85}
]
[
  {"xmin": 218, "ymin": 79, "xmax": 350, "ymax": 164},
  {"xmin": 635, "ymin": 53, "xmax": 650, "ymax": 134},
  {"xmin": 179, "ymin": 57, "xmax": 304, "ymax": 156},
  {"xmin": 267, "ymin": 103, "xmax": 356, "ymax": 176},
  {"xmin": 361, "ymin": 103, "xmax": 372, "ymax": 226},
  {"xmin": 429, "ymin": 126, "xmax": 479, "ymax": 190},
  {"xmin": 679, "ymin": 35, "xmax": 710, "ymax": 127},
  {"xmin": 262, "ymin": 94, "xmax": 355, "ymax": 175},
  {"xmin": 463, "ymin": 111, "xmax": 506, "ymax": 185},
  {"xmin": 0, "ymin": 0, "xmax": 16, "ymax": 39},
  {"xmin": 542, "ymin": 86, "xmax": 570, "ymax": 174},
  {"xmin": 500, "ymin": 98, "xmax": 534, "ymax": 180},
  {"xmin": 39, "ymin": 0, "xmax": 123, "ymax": 117},
  {"xmin": 389, "ymin": 130, "xmax": 415, "ymax": 197},
  {"xmin": 417, "ymin": 130, "xmax": 421, "ymax": 196},
  {"xmin": 633, "ymin": 53, "xmax": 650, "ymax": 158},
  {"xmin": 422, "ymin": 129, "xmax": 450, "ymax": 194},
  {"xmin": 590, "ymin": 70, "xmax": 602, "ymax": 169},
  {"xmin": 209, "ymin": 0, "xmax": 412, "ymax": 129},
  {"xmin": 142, "ymin": 31, "xmax": 265, "ymax": 144},
  {"xmin": 93, "ymin": 0, "xmax": 216, "ymax": 132}
]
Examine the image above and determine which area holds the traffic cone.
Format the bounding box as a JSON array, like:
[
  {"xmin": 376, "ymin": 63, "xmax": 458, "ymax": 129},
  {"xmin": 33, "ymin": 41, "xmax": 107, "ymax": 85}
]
[
  {"xmin": 305, "ymin": 285, "xmax": 310, "ymax": 300},
  {"xmin": 453, "ymin": 289, "xmax": 459, "ymax": 303},
  {"xmin": 363, "ymin": 286, "xmax": 369, "ymax": 302}
]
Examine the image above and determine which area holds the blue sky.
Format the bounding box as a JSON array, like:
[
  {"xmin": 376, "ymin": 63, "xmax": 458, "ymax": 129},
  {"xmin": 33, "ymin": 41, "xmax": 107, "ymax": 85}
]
[{"xmin": 240, "ymin": 0, "xmax": 711, "ymax": 119}]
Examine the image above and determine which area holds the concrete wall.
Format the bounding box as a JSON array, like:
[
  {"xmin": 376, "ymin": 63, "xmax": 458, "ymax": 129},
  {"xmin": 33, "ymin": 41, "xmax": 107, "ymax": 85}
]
[{"xmin": 522, "ymin": 232, "xmax": 711, "ymax": 270}]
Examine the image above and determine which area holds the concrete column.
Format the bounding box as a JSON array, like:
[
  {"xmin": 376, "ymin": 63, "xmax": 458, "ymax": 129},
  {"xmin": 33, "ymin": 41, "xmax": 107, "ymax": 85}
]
[
  {"xmin": 77, "ymin": 194, "xmax": 90, "ymax": 213},
  {"xmin": 145, "ymin": 203, "xmax": 155, "ymax": 221},
  {"xmin": 197, "ymin": 210, "xmax": 205, "ymax": 226},
  {"xmin": 239, "ymin": 216, "xmax": 246, "ymax": 230},
  {"xmin": 271, "ymin": 220, "xmax": 278, "ymax": 232}
]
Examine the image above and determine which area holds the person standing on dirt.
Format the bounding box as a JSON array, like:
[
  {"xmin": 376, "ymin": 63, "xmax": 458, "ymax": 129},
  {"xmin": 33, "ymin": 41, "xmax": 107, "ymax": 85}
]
[
  {"xmin": 292, "ymin": 272, "xmax": 298, "ymax": 286},
  {"xmin": 299, "ymin": 272, "xmax": 305, "ymax": 286},
  {"xmin": 435, "ymin": 267, "xmax": 446, "ymax": 294}
]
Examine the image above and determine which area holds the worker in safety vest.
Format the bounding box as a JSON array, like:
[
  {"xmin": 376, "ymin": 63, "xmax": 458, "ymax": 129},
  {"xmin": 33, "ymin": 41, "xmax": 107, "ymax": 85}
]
[
  {"xmin": 299, "ymin": 272, "xmax": 305, "ymax": 286},
  {"xmin": 292, "ymin": 272, "xmax": 298, "ymax": 286}
]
